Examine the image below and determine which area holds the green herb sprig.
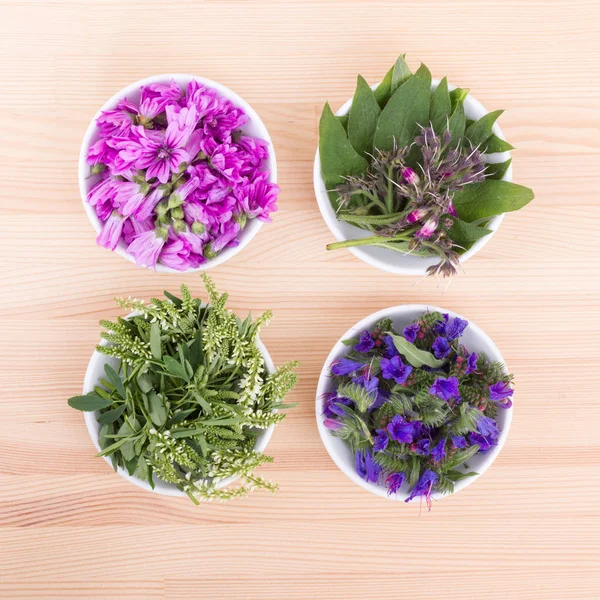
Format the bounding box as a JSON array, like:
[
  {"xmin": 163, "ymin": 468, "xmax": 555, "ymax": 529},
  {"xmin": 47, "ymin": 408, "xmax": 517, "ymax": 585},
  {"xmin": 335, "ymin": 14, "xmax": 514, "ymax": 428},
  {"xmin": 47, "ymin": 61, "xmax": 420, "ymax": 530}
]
[{"xmin": 68, "ymin": 275, "xmax": 298, "ymax": 503}]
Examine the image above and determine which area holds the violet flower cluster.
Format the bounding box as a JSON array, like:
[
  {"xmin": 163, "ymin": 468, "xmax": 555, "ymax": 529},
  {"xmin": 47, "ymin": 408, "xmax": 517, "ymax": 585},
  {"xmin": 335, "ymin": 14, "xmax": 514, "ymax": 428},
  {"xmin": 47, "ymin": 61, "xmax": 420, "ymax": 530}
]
[
  {"xmin": 86, "ymin": 79, "xmax": 278, "ymax": 270},
  {"xmin": 322, "ymin": 311, "xmax": 513, "ymax": 509}
]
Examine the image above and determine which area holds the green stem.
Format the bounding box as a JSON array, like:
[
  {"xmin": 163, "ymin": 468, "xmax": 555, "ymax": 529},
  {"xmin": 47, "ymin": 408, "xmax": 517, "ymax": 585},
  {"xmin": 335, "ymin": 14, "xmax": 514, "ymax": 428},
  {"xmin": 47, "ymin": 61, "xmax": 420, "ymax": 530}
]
[
  {"xmin": 385, "ymin": 165, "xmax": 394, "ymax": 213},
  {"xmin": 326, "ymin": 228, "xmax": 418, "ymax": 251}
]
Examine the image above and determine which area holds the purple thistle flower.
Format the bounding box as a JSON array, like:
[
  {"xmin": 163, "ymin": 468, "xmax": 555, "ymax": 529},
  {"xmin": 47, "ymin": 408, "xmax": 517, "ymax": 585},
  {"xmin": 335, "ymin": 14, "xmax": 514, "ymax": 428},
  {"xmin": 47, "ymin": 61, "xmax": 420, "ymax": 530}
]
[
  {"xmin": 405, "ymin": 469, "xmax": 438, "ymax": 507},
  {"xmin": 331, "ymin": 358, "xmax": 364, "ymax": 376},
  {"xmin": 380, "ymin": 355, "xmax": 413, "ymax": 385},
  {"xmin": 355, "ymin": 449, "xmax": 380, "ymax": 483},
  {"xmin": 387, "ymin": 415, "xmax": 415, "ymax": 444},
  {"xmin": 431, "ymin": 438, "xmax": 446, "ymax": 463},
  {"xmin": 431, "ymin": 336, "xmax": 451, "ymax": 359},
  {"xmin": 386, "ymin": 472, "xmax": 405, "ymax": 495},
  {"xmin": 465, "ymin": 352, "xmax": 478, "ymax": 374},
  {"xmin": 373, "ymin": 428, "xmax": 389, "ymax": 452},
  {"xmin": 383, "ymin": 335, "xmax": 399, "ymax": 357},
  {"xmin": 354, "ymin": 330, "xmax": 375, "ymax": 353},
  {"xmin": 415, "ymin": 215, "xmax": 439, "ymax": 239},
  {"xmin": 126, "ymin": 228, "xmax": 167, "ymax": 268},
  {"xmin": 451, "ymin": 435, "xmax": 467, "ymax": 449},
  {"xmin": 97, "ymin": 211, "xmax": 126, "ymax": 251},
  {"xmin": 403, "ymin": 323, "xmax": 420, "ymax": 343},
  {"xmin": 489, "ymin": 381, "xmax": 514, "ymax": 408},
  {"xmin": 429, "ymin": 376, "xmax": 461, "ymax": 402}
]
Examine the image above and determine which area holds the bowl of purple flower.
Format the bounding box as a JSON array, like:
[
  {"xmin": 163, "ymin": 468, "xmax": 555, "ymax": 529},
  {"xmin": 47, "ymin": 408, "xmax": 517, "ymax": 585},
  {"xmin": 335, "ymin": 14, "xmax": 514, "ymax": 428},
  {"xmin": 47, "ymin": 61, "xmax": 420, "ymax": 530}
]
[
  {"xmin": 79, "ymin": 74, "xmax": 278, "ymax": 272},
  {"xmin": 316, "ymin": 305, "xmax": 514, "ymax": 508},
  {"xmin": 314, "ymin": 55, "xmax": 533, "ymax": 278}
]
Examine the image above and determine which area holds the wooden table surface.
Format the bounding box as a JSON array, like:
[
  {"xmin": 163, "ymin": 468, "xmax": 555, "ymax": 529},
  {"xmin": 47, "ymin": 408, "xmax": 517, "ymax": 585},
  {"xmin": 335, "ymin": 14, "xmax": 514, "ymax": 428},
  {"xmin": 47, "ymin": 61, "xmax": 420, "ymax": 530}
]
[{"xmin": 1, "ymin": 1, "xmax": 599, "ymax": 598}]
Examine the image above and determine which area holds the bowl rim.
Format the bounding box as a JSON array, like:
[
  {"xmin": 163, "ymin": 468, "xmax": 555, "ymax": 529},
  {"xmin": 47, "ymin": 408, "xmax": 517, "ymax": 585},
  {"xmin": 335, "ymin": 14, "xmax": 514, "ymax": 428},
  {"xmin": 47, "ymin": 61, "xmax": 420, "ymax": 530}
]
[
  {"xmin": 82, "ymin": 312, "xmax": 276, "ymax": 497},
  {"xmin": 313, "ymin": 78, "xmax": 511, "ymax": 275},
  {"xmin": 78, "ymin": 73, "xmax": 277, "ymax": 273},
  {"xmin": 315, "ymin": 304, "xmax": 513, "ymax": 502}
]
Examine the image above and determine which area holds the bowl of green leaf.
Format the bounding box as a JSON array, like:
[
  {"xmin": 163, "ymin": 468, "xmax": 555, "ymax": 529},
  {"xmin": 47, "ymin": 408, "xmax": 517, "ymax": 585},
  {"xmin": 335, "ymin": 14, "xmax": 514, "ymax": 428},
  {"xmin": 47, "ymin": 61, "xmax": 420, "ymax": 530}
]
[
  {"xmin": 68, "ymin": 276, "xmax": 298, "ymax": 503},
  {"xmin": 314, "ymin": 55, "xmax": 534, "ymax": 277}
]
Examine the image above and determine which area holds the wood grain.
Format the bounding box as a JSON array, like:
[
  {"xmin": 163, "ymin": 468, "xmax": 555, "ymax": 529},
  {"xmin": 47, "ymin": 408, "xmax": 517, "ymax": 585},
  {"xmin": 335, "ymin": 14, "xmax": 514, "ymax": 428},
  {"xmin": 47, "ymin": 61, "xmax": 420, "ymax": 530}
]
[{"xmin": 1, "ymin": 0, "xmax": 599, "ymax": 598}]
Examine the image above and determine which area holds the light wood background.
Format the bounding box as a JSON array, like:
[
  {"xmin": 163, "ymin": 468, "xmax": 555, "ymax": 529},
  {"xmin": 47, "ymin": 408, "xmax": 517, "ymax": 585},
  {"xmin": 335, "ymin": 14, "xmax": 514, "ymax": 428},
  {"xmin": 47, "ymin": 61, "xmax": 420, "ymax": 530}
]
[{"xmin": 1, "ymin": 1, "xmax": 599, "ymax": 598}]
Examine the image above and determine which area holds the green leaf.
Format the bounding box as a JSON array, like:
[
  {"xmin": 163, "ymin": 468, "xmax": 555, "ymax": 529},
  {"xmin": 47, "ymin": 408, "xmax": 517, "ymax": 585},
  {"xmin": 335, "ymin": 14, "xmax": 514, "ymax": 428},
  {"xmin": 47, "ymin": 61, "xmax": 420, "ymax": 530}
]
[
  {"xmin": 448, "ymin": 218, "xmax": 492, "ymax": 247},
  {"xmin": 373, "ymin": 63, "xmax": 431, "ymax": 152},
  {"xmin": 136, "ymin": 373, "xmax": 153, "ymax": 394},
  {"xmin": 188, "ymin": 330, "xmax": 204, "ymax": 370},
  {"xmin": 168, "ymin": 408, "xmax": 196, "ymax": 426},
  {"xmin": 483, "ymin": 134, "xmax": 515, "ymax": 153},
  {"xmin": 452, "ymin": 180, "xmax": 534, "ymax": 222},
  {"xmin": 443, "ymin": 445, "xmax": 480, "ymax": 470},
  {"xmin": 68, "ymin": 393, "xmax": 112, "ymax": 412},
  {"xmin": 336, "ymin": 114, "xmax": 349, "ymax": 131},
  {"xmin": 103, "ymin": 364, "xmax": 125, "ymax": 399},
  {"xmin": 148, "ymin": 391, "xmax": 167, "ymax": 427},
  {"xmin": 96, "ymin": 436, "xmax": 128, "ymax": 458},
  {"xmin": 390, "ymin": 54, "xmax": 412, "ymax": 93},
  {"xmin": 136, "ymin": 455, "xmax": 150, "ymax": 482},
  {"xmin": 374, "ymin": 66, "xmax": 393, "ymax": 108},
  {"xmin": 389, "ymin": 334, "xmax": 445, "ymax": 368},
  {"xmin": 447, "ymin": 101, "xmax": 465, "ymax": 146},
  {"xmin": 485, "ymin": 158, "xmax": 512, "ymax": 180},
  {"xmin": 341, "ymin": 337, "xmax": 359, "ymax": 347},
  {"xmin": 163, "ymin": 290, "xmax": 182, "ymax": 307},
  {"xmin": 97, "ymin": 403, "xmax": 127, "ymax": 425},
  {"xmin": 192, "ymin": 391, "xmax": 212, "ymax": 415},
  {"xmin": 347, "ymin": 74, "xmax": 381, "ymax": 157},
  {"xmin": 118, "ymin": 419, "xmax": 140, "ymax": 461},
  {"xmin": 429, "ymin": 77, "xmax": 451, "ymax": 132},
  {"xmin": 450, "ymin": 87, "xmax": 469, "ymax": 109},
  {"xmin": 408, "ymin": 455, "xmax": 421, "ymax": 488},
  {"xmin": 319, "ymin": 102, "xmax": 368, "ymax": 187},
  {"xmin": 162, "ymin": 355, "xmax": 190, "ymax": 381},
  {"xmin": 446, "ymin": 469, "xmax": 478, "ymax": 483},
  {"xmin": 150, "ymin": 322, "xmax": 162, "ymax": 360},
  {"xmin": 465, "ymin": 110, "xmax": 504, "ymax": 147}
]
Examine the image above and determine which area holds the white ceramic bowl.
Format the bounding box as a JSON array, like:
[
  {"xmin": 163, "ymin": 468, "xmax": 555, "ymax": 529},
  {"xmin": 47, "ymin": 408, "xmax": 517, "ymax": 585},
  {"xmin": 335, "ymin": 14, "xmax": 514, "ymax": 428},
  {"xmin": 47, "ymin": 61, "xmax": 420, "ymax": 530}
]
[
  {"xmin": 79, "ymin": 74, "xmax": 277, "ymax": 273},
  {"xmin": 314, "ymin": 79, "xmax": 512, "ymax": 275},
  {"xmin": 82, "ymin": 319, "xmax": 276, "ymax": 497},
  {"xmin": 315, "ymin": 305, "xmax": 513, "ymax": 502}
]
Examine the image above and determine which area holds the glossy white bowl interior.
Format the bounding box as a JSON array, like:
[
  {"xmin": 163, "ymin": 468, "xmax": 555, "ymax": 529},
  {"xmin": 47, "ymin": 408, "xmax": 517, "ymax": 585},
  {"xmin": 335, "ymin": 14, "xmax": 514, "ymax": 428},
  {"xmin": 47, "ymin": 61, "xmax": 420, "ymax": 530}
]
[
  {"xmin": 315, "ymin": 305, "xmax": 513, "ymax": 502},
  {"xmin": 79, "ymin": 74, "xmax": 277, "ymax": 273},
  {"xmin": 83, "ymin": 319, "xmax": 276, "ymax": 497},
  {"xmin": 314, "ymin": 79, "xmax": 512, "ymax": 275}
]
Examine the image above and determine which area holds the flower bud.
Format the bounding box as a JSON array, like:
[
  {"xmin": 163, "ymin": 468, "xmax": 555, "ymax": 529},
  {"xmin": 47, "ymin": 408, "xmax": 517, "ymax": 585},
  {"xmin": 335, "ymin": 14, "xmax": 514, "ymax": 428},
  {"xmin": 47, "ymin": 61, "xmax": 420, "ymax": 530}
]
[
  {"xmin": 90, "ymin": 163, "xmax": 106, "ymax": 175},
  {"xmin": 170, "ymin": 206, "xmax": 184, "ymax": 220},
  {"xmin": 203, "ymin": 243, "xmax": 217, "ymax": 259},
  {"xmin": 172, "ymin": 218, "xmax": 187, "ymax": 233},
  {"xmin": 407, "ymin": 208, "xmax": 428, "ymax": 224},
  {"xmin": 167, "ymin": 192, "xmax": 183, "ymax": 209},
  {"xmin": 415, "ymin": 216, "xmax": 439, "ymax": 239},
  {"xmin": 191, "ymin": 221, "xmax": 206, "ymax": 235},
  {"xmin": 401, "ymin": 167, "xmax": 419, "ymax": 185},
  {"xmin": 233, "ymin": 212, "xmax": 247, "ymax": 228},
  {"xmin": 447, "ymin": 201, "xmax": 458, "ymax": 217},
  {"xmin": 155, "ymin": 200, "xmax": 169, "ymax": 216}
]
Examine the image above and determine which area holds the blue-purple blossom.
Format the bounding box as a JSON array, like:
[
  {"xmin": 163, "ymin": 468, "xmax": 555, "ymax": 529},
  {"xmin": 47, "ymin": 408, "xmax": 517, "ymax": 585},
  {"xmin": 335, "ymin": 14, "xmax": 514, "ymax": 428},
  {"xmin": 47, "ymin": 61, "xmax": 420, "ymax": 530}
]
[
  {"xmin": 489, "ymin": 381, "xmax": 514, "ymax": 407},
  {"xmin": 373, "ymin": 428, "xmax": 389, "ymax": 452},
  {"xmin": 476, "ymin": 415, "xmax": 499, "ymax": 438},
  {"xmin": 380, "ymin": 355, "xmax": 413, "ymax": 385},
  {"xmin": 431, "ymin": 336, "xmax": 451, "ymax": 359},
  {"xmin": 405, "ymin": 469, "xmax": 438, "ymax": 506},
  {"xmin": 429, "ymin": 376, "xmax": 461, "ymax": 402},
  {"xmin": 331, "ymin": 358, "xmax": 364, "ymax": 376},
  {"xmin": 434, "ymin": 314, "xmax": 468, "ymax": 341},
  {"xmin": 416, "ymin": 438, "xmax": 431, "ymax": 455},
  {"xmin": 323, "ymin": 418, "xmax": 343, "ymax": 430},
  {"xmin": 433, "ymin": 314, "xmax": 449, "ymax": 334},
  {"xmin": 383, "ymin": 335, "xmax": 399, "ymax": 357},
  {"xmin": 355, "ymin": 449, "xmax": 381, "ymax": 483},
  {"xmin": 469, "ymin": 431, "xmax": 497, "ymax": 453},
  {"xmin": 431, "ymin": 438, "xmax": 446, "ymax": 463},
  {"xmin": 465, "ymin": 352, "xmax": 478, "ymax": 374},
  {"xmin": 451, "ymin": 435, "xmax": 467, "ymax": 449},
  {"xmin": 386, "ymin": 472, "xmax": 405, "ymax": 495},
  {"xmin": 322, "ymin": 393, "xmax": 352, "ymax": 419},
  {"xmin": 354, "ymin": 330, "xmax": 375, "ymax": 353},
  {"xmin": 387, "ymin": 415, "xmax": 415, "ymax": 443},
  {"xmin": 403, "ymin": 323, "xmax": 420, "ymax": 343}
]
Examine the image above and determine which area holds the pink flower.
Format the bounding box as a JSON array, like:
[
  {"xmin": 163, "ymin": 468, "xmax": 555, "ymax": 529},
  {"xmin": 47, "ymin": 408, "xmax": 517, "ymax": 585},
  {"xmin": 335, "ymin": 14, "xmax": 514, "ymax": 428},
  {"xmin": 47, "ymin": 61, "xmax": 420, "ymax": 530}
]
[
  {"xmin": 97, "ymin": 211, "xmax": 126, "ymax": 250},
  {"xmin": 200, "ymin": 138, "xmax": 243, "ymax": 182},
  {"xmin": 402, "ymin": 167, "xmax": 419, "ymax": 185},
  {"xmin": 139, "ymin": 80, "xmax": 181, "ymax": 119},
  {"xmin": 87, "ymin": 139, "xmax": 116, "ymax": 166},
  {"xmin": 159, "ymin": 238, "xmax": 202, "ymax": 271},
  {"xmin": 122, "ymin": 216, "xmax": 154, "ymax": 245},
  {"xmin": 415, "ymin": 216, "xmax": 439, "ymax": 239},
  {"xmin": 96, "ymin": 99, "xmax": 137, "ymax": 137},
  {"xmin": 113, "ymin": 181, "xmax": 150, "ymax": 217},
  {"xmin": 88, "ymin": 177, "xmax": 119, "ymax": 220},
  {"xmin": 127, "ymin": 229, "xmax": 167, "ymax": 268},
  {"xmin": 236, "ymin": 172, "xmax": 279, "ymax": 222},
  {"xmin": 406, "ymin": 207, "xmax": 428, "ymax": 224},
  {"xmin": 447, "ymin": 200, "xmax": 458, "ymax": 217},
  {"xmin": 210, "ymin": 220, "xmax": 241, "ymax": 253},
  {"xmin": 186, "ymin": 81, "xmax": 220, "ymax": 119}
]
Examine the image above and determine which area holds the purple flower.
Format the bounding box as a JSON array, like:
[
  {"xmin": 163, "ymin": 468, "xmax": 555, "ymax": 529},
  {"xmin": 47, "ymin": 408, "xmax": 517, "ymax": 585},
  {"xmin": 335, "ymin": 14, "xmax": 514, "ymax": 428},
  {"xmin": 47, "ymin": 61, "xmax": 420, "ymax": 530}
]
[
  {"xmin": 433, "ymin": 314, "xmax": 449, "ymax": 334},
  {"xmin": 235, "ymin": 171, "xmax": 279, "ymax": 222},
  {"xmin": 323, "ymin": 393, "xmax": 352, "ymax": 419},
  {"xmin": 386, "ymin": 472, "xmax": 405, "ymax": 495},
  {"xmin": 476, "ymin": 415, "xmax": 499, "ymax": 438},
  {"xmin": 383, "ymin": 335, "xmax": 399, "ymax": 357},
  {"xmin": 159, "ymin": 239, "xmax": 201, "ymax": 271},
  {"xmin": 445, "ymin": 317, "xmax": 468, "ymax": 341},
  {"xmin": 126, "ymin": 228, "xmax": 167, "ymax": 268},
  {"xmin": 354, "ymin": 330, "xmax": 375, "ymax": 353},
  {"xmin": 405, "ymin": 469, "xmax": 438, "ymax": 507},
  {"xmin": 406, "ymin": 207, "xmax": 427, "ymax": 223},
  {"xmin": 431, "ymin": 438, "xmax": 446, "ymax": 463},
  {"xmin": 451, "ymin": 435, "xmax": 467, "ymax": 449},
  {"xmin": 415, "ymin": 215, "xmax": 438, "ymax": 238},
  {"xmin": 323, "ymin": 418, "xmax": 344, "ymax": 431},
  {"xmin": 380, "ymin": 355, "xmax": 413, "ymax": 385},
  {"xmin": 401, "ymin": 167, "xmax": 419, "ymax": 185},
  {"xmin": 387, "ymin": 415, "xmax": 415, "ymax": 444},
  {"xmin": 489, "ymin": 381, "xmax": 514, "ymax": 408},
  {"xmin": 403, "ymin": 323, "xmax": 420, "ymax": 343},
  {"xmin": 97, "ymin": 211, "xmax": 125, "ymax": 251},
  {"xmin": 469, "ymin": 432, "xmax": 497, "ymax": 453},
  {"xmin": 429, "ymin": 377, "xmax": 461, "ymax": 402},
  {"xmin": 465, "ymin": 352, "xmax": 478, "ymax": 374},
  {"xmin": 447, "ymin": 200, "xmax": 458, "ymax": 217},
  {"xmin": 431, "ymin": 336, "xmax": 451, "ymax": 359},
  {"xmin": 331, "ymin": 358, "xmax": 364, "ymax": 376},
  {"xmin": 416, "ymin": 438, "xmax": 431, "ymax": 455},
  {"xmin": 373, "ymin": 429, "xmax": 389, "ymax": 452},
  {"xmin": 355, "ymin": 449, "xmax": 380, "ymax": 483}
]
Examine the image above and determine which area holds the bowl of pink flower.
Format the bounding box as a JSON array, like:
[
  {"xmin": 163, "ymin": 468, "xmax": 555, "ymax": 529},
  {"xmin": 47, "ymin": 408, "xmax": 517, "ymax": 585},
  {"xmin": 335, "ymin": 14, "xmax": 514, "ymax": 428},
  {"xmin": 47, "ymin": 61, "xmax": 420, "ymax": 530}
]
[{"xmin": 79, "ymin": 74, "xmax": 278, "ymax": 272}]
